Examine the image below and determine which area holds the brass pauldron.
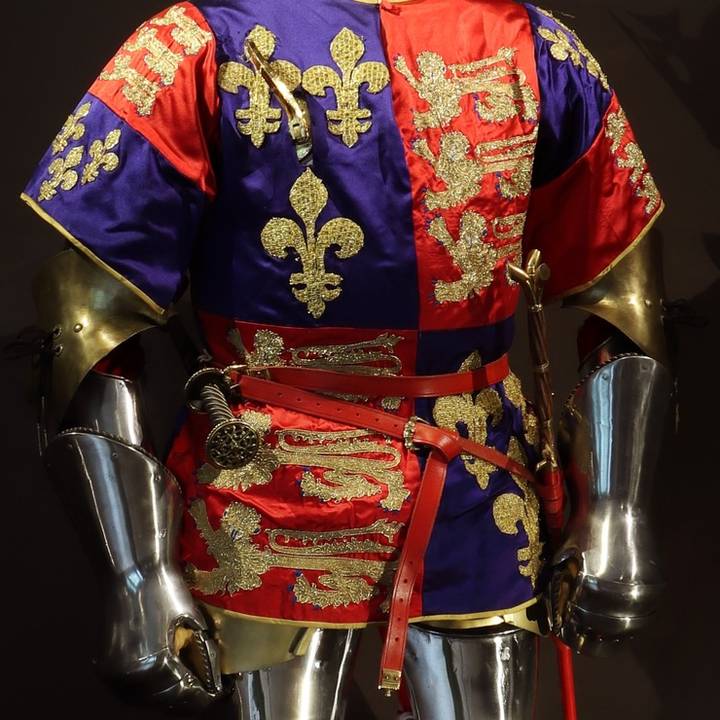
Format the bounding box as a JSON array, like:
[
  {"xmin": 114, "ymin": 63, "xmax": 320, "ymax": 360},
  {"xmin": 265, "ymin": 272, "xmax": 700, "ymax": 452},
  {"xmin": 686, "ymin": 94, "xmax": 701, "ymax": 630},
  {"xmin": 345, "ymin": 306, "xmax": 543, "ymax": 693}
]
[
  {"xmin": 34, "ymin": 249, "xmax": 167, "ymax": 418},
  {"xmin": 562, "ymin": 230, "xmax": 669, "ymax": 366}
]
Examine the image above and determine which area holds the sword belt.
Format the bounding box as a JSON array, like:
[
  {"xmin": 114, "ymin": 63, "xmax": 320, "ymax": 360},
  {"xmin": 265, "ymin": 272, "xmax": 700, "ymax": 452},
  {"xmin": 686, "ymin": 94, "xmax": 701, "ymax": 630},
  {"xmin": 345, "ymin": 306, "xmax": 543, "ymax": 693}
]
[{"xmin": 223, "ymin": 353, "xmax": 537, "ymax": 693}]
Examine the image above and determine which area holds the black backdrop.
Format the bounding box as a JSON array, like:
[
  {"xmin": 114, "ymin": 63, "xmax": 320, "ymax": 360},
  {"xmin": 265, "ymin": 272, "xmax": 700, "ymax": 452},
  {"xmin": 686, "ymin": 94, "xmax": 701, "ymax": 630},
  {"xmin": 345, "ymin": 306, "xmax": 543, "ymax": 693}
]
[{"xmin": 2, "ymin": 1, "xmax": 718, "ymax": 718}]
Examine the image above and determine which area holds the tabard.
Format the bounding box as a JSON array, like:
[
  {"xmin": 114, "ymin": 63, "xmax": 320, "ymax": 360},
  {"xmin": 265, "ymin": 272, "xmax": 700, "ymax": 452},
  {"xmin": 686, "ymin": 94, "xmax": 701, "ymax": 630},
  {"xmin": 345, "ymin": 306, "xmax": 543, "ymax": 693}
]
[{"xmin": 23, "ymin": 0, "xmax": 662, "ymax": 630}]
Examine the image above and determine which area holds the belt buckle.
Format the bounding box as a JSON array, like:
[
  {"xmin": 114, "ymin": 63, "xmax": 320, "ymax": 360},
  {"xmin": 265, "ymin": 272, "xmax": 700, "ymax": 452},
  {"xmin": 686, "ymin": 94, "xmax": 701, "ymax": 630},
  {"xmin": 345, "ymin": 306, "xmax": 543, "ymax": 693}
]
[
  {"xmin": 223, "ymin": 363, "xmax": 271, "ymax": 387},
  {"xmin": 403, "ymin": 415, "xmax": 427, "ymax": 452}
]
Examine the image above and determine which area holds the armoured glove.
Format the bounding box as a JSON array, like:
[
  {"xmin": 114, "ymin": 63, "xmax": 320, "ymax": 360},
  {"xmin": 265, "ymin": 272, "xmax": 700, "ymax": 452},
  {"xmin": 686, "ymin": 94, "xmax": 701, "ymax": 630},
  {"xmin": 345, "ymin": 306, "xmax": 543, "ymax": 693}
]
[
  {"xmin": 45, "ymin": 430, "xmax": 224, "ymax": 710},
  {"xmin": 548, "ymin": 355, "xmax": 672, "ymax": 655}
]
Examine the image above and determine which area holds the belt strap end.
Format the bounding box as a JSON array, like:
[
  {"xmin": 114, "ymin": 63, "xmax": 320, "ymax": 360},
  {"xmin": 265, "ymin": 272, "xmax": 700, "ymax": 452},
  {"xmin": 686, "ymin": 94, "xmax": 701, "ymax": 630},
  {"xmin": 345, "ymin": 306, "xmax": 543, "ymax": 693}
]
[{"xmin": 379, "ymin": 668, "xmax": 402, "ymax": 695}]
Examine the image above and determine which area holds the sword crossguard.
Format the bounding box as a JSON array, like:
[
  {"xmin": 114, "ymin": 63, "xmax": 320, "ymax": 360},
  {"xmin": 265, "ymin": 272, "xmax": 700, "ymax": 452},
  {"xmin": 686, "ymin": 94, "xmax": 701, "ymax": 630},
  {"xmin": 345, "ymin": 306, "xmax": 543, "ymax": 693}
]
[{"xmin": 508, "ymin": 249, "xmax": 550, "ymax": 306}]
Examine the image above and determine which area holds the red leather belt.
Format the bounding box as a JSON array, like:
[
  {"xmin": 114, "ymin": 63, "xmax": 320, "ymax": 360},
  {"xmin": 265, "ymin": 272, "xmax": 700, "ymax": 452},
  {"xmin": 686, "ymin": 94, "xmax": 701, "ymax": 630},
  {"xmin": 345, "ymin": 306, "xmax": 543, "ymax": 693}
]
[
  {"xmin": 234, "ymin": 353, "xmax": 535, "ymax": 694},
  {"xmin": 261, "ymin": 353, "xmax": 510, "ymax": 397}
]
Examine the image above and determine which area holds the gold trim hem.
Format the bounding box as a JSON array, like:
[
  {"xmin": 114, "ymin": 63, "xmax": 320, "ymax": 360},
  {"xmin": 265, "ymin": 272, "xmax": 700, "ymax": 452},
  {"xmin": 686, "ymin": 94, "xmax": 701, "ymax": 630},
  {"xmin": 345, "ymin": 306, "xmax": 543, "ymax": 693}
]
[
  {"xmin": 199, "ymin": 597, "xmax": 539, "ymax": 630},
  {"xmin": 554, "ymin": 201, "xmax": 665, "ymax": 302},
  {"xmin": 20, "ymin": 192, "xmax": 167, "ymax": 316}
]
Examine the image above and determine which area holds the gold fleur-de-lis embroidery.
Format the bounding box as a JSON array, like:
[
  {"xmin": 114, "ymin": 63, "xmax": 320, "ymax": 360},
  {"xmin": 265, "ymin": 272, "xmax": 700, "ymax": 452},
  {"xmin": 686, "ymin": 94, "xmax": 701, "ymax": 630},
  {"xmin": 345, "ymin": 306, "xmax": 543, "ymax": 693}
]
[
  {"xmin": 187, "ymin": 499, "xmax": 402, "ymax": 608},
  {"xmin": 38, "ymin": 146, "xmax": 85, "ymax": 202},
  {"xmin": 604, "ymin": 108, "xmax": 660, "ymax": 215},
  {"xmin": 51, "ymin": 102, "xmax": 91, "ymax": 156},
  {"xmin": 303, "ymin": 27, "xmax": 389, "ymax": 147},
  {"xmin": 81, "ymin": 129, "xmax": 121, "ymax": 185},
  {"xmin": 395, "ymin": 47, "xmax": 537, "ymax": 131},
  {"xmin": 536, "ymin": 8, "xmax": 609, "ymax": 91},
  {"xmin": 218, "ymin": 25, "xmax": 302, "ymax": 148},
  {"xmin": 493, "ymin": 438, "xmax": 543, "ymax": 588},
  {"xmin": 261, "ymin": 169, "xmax": 364, "ymax": 318},
  {"xmin": 433, "ymin": 352, "xmax": 505, "ymax": 489},
  {"xmin": 429, "ymin": 211, "xmax": 522, "ymax": 303}
]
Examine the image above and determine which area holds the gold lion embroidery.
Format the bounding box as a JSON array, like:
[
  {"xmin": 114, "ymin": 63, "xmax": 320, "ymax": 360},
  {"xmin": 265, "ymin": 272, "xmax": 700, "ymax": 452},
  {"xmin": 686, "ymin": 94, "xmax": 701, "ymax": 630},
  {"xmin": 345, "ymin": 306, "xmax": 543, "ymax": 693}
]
[
  {"xmin": 98, "ymin": 5, "xmax": 212, "ymax": 116},
  {"xmin": 261, "ymin": 169, "xmax": 364, "ymax": 318},
  {"xmin": 198, "ymin": 411, "xmax": 409, "ymax": 511},
  {"xmin": 605, "ymin": 108, "xmax": 660, "ymax": 215},
  {"xmin": 228, "ymin": 328, "xmax": 404, "ymax": 410},
  {"xmin": 395, "ymin": 46, "xmax": 537, "ymax": 130},
  {"xmin": 303, "ymin": 28, "xmax": 389, "ymax": 147},
  {"xmin": 429, "ymin": 211, "xmax": 522, "ymax": 303},
  {"xmin": 413, "ymin": 128, "xmax": 536, "ymax": 209},
  {"xmin": 536, "ymin": 7, "xmax": 609, "ymax": 91},
  {"xmin": 218, "ymin": 25, "xmax": 302, "ymax": 147},
  {"xmin": 186, "ymin": 500, "xmax": 402, "ymax": 608}
]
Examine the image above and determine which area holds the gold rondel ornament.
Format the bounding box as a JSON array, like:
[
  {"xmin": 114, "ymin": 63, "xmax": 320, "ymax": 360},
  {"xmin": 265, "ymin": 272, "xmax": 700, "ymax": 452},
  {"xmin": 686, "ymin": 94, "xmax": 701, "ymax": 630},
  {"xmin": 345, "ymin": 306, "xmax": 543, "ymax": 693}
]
[{"xmin": 185, "ymin": 367, "xmax": 261, "ymax": 470}]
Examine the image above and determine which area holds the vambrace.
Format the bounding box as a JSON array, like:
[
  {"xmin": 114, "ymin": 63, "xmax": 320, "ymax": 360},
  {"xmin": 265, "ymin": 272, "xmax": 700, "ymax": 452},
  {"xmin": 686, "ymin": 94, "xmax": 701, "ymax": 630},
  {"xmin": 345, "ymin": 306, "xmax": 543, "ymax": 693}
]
[
  {"xmin": 44, "ymin": 374, "xmax": 223, "ymax": 709},
  {"xmin": 44, "ymin": 430, "xmax": 223, "ymax": 709},
  {"xmin": 554, "ymin": 354, "xmax": 672, "ymax": 655},
  {"xmin": 35, "ymin": 249, "xmax": 222, "ymax": 709}
]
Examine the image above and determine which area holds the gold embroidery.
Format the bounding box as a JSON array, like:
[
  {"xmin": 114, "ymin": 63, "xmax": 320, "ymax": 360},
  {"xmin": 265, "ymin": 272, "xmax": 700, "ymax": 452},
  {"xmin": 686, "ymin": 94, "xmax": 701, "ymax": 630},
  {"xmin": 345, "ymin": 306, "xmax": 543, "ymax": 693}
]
[
  {"xmin": 283, "ymin": 429, "xmax": 409, "ymax": 510},
  {"xmin": 492, "ymin": 213, "xmax": 526, "ymax": 241},
  {"xmin": 493, "ymin": 438, "xmax": 543, "ymax": 587},
  {"xmin": 638, "ymin": 174, "xmax": 660, "ymax": 215},
  {"xmin": 98, "ymin": 6, "xmax": 212, "ymax": 116},
  {"xmin": 605, "ymin": 108, "xmax": 626, "ymax": 153},
  {"xmin": 261, "ymin": 169, "xmax": 364, "ymax": 318},
  {"xmin": 81, "ymin": 129, "xmax": 121, "ymax": 185},
  {"xmin": 230, "ymin": 329, "xmax": 404, "ymax": 410},
  {"xmin": 303, "ymin": 28, "xmax": 389, "ymax": 147},
  {"xmin": 433, "ymin": 352, "xmax": 504, "ymax": 489},
  {"xmin": 125, "ymin": 27, "xmax": 184, "ymax": 85},
  {"xmin": 51, "ymin": 102, "xmax": 91, "ymax": 156},
  {"xmin": 414, "ymin": 128, "xmax": 536, "ymax": 209},
  {"xmin": 536, "ymin": 8, "xmax": 609, "ymax": 91},
  {"xmin": 197, "ymin": 411, "xmax": 277, "ymax": 491},
  {"xmin": 218, "ymin": 25, "xmax": 302, "ymax": 148},
  {"xmin": 395, "ymin": 47, "xmax": 537, "ymax": 130},
  {"xmin": 200, "ymin": 413, "xmax": 409, "ymax": 511},
  {"xmin": 38, "ymin": 146, "xmax": 84, "ymax": 202},
  {"xmin": 151, "ymin": 5, "xmax": 213, "ymax": 55},
  {"xmin": 99, "ymin": 55, "xmax": 163, "ymax": 116},
  {"xmin": 187, "ymin": 500, "xmax": 402, "ymax": 608},
  {"xmin": 430, "ymin": 211, "xmax": 522, "ymax": 303},
  {"xmin": 502, "ymin": 372, "xmax": 539, "ymax": 448},
  {"xmin": 605, "ymin": 109, "xmax": 660, "ymax": 215},
  {"xmin": 268, "ymin": 519, "xmax": 401, "ymax": 555}
]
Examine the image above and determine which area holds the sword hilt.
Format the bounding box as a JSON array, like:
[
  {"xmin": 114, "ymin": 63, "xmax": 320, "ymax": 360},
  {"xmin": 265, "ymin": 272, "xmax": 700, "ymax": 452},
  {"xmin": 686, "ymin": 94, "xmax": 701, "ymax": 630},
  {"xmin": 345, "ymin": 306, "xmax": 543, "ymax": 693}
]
[{"xmin": 185, "ymin": 368, "xmax": 261, "ymax": 470}]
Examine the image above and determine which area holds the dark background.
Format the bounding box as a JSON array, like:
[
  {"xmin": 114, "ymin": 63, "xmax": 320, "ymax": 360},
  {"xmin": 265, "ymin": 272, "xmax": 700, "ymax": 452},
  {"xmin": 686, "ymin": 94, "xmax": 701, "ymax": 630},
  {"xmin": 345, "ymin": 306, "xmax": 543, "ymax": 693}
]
[{"xmin": 2, "ymin": 1, "xmax": 718, "ymax": 718}]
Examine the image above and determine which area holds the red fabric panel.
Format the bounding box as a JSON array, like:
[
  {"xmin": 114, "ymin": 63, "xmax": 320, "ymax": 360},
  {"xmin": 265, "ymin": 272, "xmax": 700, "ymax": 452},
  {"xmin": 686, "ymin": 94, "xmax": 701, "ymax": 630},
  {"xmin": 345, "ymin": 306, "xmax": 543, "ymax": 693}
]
[
  {"xmin": 89, "ymin": 2, "xmax": 219, "ymax": 196},
  {"xmin": 381, "ymin": 0, "xmax": 538, "ymax": 330},
  {"xmin": 524, "ymin": 93, "xmax": 663, "ymax": 301}
]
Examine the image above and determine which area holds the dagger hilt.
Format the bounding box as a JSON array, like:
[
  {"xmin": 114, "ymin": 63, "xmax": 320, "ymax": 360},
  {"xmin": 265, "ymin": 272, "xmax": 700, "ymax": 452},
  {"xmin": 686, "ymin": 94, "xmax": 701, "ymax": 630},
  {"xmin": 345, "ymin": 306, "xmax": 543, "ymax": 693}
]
[{"xmin": 185, "ymin": 368, "xmax": 261, "ymax": 469}]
